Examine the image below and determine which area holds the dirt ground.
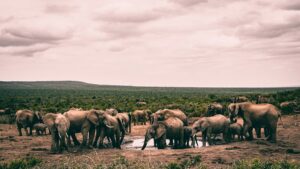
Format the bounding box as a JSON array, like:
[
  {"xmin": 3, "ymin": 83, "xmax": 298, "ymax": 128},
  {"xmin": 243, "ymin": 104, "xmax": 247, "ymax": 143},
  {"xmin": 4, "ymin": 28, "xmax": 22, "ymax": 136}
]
[{"xmin": 1, "ymin": 115, "xmax": 300, "ymax": 168}]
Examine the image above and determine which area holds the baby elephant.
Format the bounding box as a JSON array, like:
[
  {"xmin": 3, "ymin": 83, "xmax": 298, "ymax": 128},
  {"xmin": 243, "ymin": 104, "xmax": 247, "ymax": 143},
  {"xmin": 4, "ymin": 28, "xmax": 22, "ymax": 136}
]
[
  {"xmin": 33, "ymin": 123, "xmax": 48, "ymax": 135},
  {"xmin": 183, "ymin": 127, "xmax": 198, "ymax": 148},
  {"xmin": 229, "ymin": 123, "xmax": 243, "ymax": 141}
]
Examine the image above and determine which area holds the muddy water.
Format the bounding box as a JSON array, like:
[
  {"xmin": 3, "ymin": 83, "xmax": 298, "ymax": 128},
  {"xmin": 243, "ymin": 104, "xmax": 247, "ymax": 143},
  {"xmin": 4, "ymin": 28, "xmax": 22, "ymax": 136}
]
[{"xmin": 124, "ymin": 136, "xmax": 206, "ymax": 150}]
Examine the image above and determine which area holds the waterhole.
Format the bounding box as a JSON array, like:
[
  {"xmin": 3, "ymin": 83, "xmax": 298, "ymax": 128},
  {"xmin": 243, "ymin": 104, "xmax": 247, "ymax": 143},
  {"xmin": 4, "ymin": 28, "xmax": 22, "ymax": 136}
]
[{"xmin": 124, "ymin": 136, "xmax": 206, "ymax": 150}]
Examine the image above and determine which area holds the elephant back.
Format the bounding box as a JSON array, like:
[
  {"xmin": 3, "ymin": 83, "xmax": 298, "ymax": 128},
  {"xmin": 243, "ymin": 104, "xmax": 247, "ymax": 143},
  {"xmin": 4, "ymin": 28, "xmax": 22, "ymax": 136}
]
[
  {"xmin": 16, "ymin": 110, "xmax": 35, "ymax": 126},
  {"xmin": 155, "ymin": 109, "xmax": 188, "ymax": 126},
  {"xmin": 163, "ymin": 117, "xmax": 184, "ymax": 139}
]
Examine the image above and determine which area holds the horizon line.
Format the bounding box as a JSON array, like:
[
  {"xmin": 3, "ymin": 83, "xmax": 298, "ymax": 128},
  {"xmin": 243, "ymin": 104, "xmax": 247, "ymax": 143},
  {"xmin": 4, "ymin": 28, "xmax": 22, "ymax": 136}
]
[{"xmin": 1, "ymin": 80, "xmax": 300, "ymax": 89}]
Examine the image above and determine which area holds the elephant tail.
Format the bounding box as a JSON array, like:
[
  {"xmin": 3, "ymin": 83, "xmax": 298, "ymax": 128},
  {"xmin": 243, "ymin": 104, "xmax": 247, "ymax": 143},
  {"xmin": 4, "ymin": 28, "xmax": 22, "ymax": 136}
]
[
  {"xmin": 117, "ymin": 118, "xmax": 125, "ymax": 144},
  {"xmin": 278, "ymin": 111, "xmax": 285, "ymax": 128}
]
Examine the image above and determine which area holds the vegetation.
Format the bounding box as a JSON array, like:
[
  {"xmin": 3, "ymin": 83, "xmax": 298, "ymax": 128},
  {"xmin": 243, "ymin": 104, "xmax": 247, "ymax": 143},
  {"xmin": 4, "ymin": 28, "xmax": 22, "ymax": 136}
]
[
  {"xmin": 0, "ymin": 81, "xmax": 299, "ymax": 124},
  {"xmin": 0, "ymin": 156, "xmax": 41, "ymax": 169},
  {"xmin": 232, "ymin": 158, "xmax": 300, "ymax": 169}
]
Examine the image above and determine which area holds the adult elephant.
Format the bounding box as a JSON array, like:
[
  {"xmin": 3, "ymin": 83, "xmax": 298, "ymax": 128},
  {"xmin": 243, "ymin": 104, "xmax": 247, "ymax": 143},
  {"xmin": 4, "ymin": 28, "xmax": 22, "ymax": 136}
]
[
  {"xmin": 141, "ymin": 117, "xmax": 184, "ymax": 150},
  {"xmin": 233, "ymin": 96, "xmax": 249, "ymax": 103},
  {"xmin": 63, "ymin": 109, "xmax": 102, "ymax": 148},
  {"xmin": 43, "ymin": 113, "xmax": 70, "ymax": 153},
  {"xmin": 153, "ymin": 109, "xmax": 188, "ymax": 126},
  {"xmin": 191, "ymin": 114, "xmax": 230, "ymax": 147},
  {"xmin": 256, "ymin": 95, "xmax": 270, "ymax": 104},
  {"xmin": 132, "ymin": 110, "xmax": 148, "ymax": 125},
  {"xmin": 93, "ymin": 111, "xmax": 125, "ymax": 149},
  {"xmin": 280, "ymin": 101, "xmax": 297, "ymax": 114},
  {"xmin": 116, "ymin": 112, "xmax": 131, "ymax": 133},
  {"xmin": 207, "ymin": 103, "xmax": 224, "ymax": 116},
  {"xmin": 16, "ymin": 109, "xmax": 42, "ymax": 136},
  {"xmin": 228, "ymin": 102, "xmax": 280, "ymax": 143}
]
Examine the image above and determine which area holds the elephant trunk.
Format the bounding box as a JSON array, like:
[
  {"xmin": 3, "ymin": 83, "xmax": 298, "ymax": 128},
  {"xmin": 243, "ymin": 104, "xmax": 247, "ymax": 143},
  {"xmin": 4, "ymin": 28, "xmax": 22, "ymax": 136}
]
[{"xmin": 141, "ymin": 137, "xmax": 149, "ymax": 150}]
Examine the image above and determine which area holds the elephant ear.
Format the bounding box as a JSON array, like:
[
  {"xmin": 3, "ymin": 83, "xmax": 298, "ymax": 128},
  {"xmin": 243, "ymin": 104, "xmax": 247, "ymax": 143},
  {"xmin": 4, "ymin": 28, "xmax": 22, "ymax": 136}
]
[
  {"xmin": 155, "ymin": 124, "xmax": 166, "ymax": 139},
  {"xmin": 34, "ymin": 111, "xmax": 42, "ymax": 122},
  {"xmin": 87, "ymin": 110, "xmax": 99, "ymax": 126},
  {"xmin": 234, "ymin": 104, "xmax": 240, "ymax": 116},
  {"xmin": 200, "ymin": 120, "xmax": 209, "ymax": 132}
]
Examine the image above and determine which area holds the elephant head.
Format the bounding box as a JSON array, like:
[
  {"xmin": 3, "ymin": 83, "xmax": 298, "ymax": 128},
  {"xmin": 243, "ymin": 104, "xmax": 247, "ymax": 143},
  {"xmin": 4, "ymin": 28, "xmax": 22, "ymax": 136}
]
[
  {"xmin": 141, "ymin": 122, "xmax": 167, "ymax": 150},
  {"xmin": 228, "ymin": 103, "xmax": 239, "ymax": 123},
  {"xmin": 191, "ymin": 118, "xmax": 209, "ymax": 136},
  {"xmin": 34, "ymin": 111, "xmax": 43, "ymax": 123},
  {"xmin": 87, "ymin": 110, "xmax": 114, "ymax": 128}
]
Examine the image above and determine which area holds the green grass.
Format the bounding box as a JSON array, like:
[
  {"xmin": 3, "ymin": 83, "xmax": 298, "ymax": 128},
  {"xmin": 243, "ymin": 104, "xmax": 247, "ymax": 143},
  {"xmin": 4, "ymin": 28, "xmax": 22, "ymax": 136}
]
[
  {"xmin": 232, "ymin": 159, "xmax": 300, "ymax": 169},
  {"xmin": 0, "ymin": 156, "xmax": 42, "ymax": 169}
]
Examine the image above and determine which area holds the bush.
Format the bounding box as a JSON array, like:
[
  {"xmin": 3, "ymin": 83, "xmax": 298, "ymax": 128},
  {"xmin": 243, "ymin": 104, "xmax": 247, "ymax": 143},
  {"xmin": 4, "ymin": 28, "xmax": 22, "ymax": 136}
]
[{"xmin": 0, "ymin": 156, "xmax": 42, "ymax": 169}]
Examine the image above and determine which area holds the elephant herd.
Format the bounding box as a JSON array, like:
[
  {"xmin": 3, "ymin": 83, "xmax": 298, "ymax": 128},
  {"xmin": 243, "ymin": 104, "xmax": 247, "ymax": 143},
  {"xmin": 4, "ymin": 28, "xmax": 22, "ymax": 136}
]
[{"xmin": 15, "ymin": 99, "xmax": 286, "ymax": 153}]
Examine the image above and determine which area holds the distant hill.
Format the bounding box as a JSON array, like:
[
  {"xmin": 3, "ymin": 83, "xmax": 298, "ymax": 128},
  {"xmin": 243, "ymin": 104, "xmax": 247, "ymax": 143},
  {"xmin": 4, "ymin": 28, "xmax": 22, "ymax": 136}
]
[{"xmin": 0, "ymin": 81, "xmax": 298, "ymax": 94}]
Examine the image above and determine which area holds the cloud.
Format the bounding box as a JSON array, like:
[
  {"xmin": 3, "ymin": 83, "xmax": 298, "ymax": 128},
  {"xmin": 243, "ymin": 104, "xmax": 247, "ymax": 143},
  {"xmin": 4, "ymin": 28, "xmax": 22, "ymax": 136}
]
[
  {"xmin": 0, "ymin": 16, "xmax": 73, "ymax": 56},
  {"xmin": 170, "ymin": 0, "xmax": 207, "ymax": 7},
  {"xmin": 0, "ymin": 44, "xmax": 51, "ymax": 57},
  {"xmin": 45, "ymin": 4, "xmax": 76, "ymax": 14}
]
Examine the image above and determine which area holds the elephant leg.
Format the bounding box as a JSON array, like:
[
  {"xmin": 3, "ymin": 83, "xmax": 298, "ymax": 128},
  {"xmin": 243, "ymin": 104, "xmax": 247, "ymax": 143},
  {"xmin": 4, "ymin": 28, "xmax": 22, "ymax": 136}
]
[
  {"xmin": 29, "ymin": 127, "xmax": 33, "ymax": 136},
  {"xmin": 169, "ymin": 139, "xmax": 173, "ymax": 146},
  {"xmin": 264, "ymin": 127, "xmax": 269, "ymax": 138},
  {"xmin": 25, "ymin": 127, "xmax": 29, "ymax": 136},
  {"xmin": 255, "ymin": 127, "xmax": 261, "ymax": 138},
  {"xmin": 71, "ymin": 133, "xmax": 80, "ymax": 146},
  {"xmin": 87, "ymin": 127, "xmax": 95, "ymax": 149},
  {"xmin": 115, "ymin": 132, "xmax": 121, "ymax": 149},
  {"xmin": 50, "ymin": 130, "xmax": 59, "ymax": 153},
  {"xmin": 248, "ymin": 127, "xmax": 254, "ymax": 140},
  {"xmin": 202, "ymin": 131, "xmax": 207, "ymax": 147},
  {"xmin": 93, "ymin": 127, "xmax": 100, "ymax": 147},
  {"xmin": 17, "ymin": 124, "xmax": 22, "ymax": 136},
  {"xmin": 268, "ymin": 125, "xmax": 277, "ymax": 143},
  {"xmin": 80, "ymin": 128, "xmax": 89, "ymax": 148},
  {"xmin": 243, "ymin": 123, "xmax": 251, "ymax": 140},
  {"xmin": 98, "ymin": 128, "xmax": 105, "ymax": 148}
]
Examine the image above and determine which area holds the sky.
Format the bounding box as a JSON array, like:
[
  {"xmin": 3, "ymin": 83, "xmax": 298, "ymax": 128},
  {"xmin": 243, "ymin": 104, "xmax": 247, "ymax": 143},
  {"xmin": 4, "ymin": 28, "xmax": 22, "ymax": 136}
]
[{"xmin": 0, "ymin": 0, "xmax": 300, "ymax": 87}]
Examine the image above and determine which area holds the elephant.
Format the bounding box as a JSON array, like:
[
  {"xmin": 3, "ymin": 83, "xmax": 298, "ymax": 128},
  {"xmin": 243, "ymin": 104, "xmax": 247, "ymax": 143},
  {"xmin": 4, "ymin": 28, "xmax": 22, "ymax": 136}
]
[
  {"xmin": 183, "ymin": 126, "xmax": 197, "ymax": 148},
  {"xmin": 142, "ymin": 117, "xmax": 184, "ymax": 150},
  {"xmin": 116, "ymin": 112, "xmax": 131, "ymax": 133},
  {"xmin": 280, "ymin": 101, "xmax": 297, "ymax": 114},
  {"xmin": 33, "ymin": 123, "xmax": 48, "ymax": 135},
  {"xmin": 153, "ymin": 109, "xmax": 188, "ymax": 126},
  {"xmin": 207, "ymin": 103, "xmax": 224, "ymax": 116},
  {"xmin": 192, "ymin": 114, "xmax": 230, "ymax": 147},
  {"xmin": 233, "ymin": 96, "xmax": 249, "ymax": 103},
  {"xmin": 43, "ymin": 113, "xmax": 70, "ymax": 153},
  {"xmin": 105, "ymin": 108, "xmax": 118, "ymax": 116},
  {"xmin": 132, "ymin": 110, "xmax": 148, "ymax": 125},
  {"xmin": 16, "ymin": 109, "xmax": 43, "ymax": 136},
  {"xmin": 63, "ymin": 109, "xmax": 102, "ymax": 148},
  {"xmin": 228, "ymin": 102, "xmax": 280, "ymax": 143},
  {"xmin": 93, "ymin": 111, "xmax": 125, "ymax": 149},
  {"xmin": 256, "ymin": 95, "xmax": 270, "ymax": 104},
  {"xmin": 229, "ymin": 122, "xmax": 243, "ymax": 141}
]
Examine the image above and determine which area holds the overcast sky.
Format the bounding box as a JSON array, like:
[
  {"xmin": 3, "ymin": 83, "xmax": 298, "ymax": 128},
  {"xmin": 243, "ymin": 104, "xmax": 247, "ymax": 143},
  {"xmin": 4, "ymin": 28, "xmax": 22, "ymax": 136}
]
[{"xmin": 0, "ymin": 0, "xmax": 299, "ymax": 87}]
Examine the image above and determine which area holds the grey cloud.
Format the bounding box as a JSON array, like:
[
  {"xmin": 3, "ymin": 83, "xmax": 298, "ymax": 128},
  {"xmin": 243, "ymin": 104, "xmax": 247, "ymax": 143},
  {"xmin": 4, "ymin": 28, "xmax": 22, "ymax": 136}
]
[
  {"xmin": 45, "ymin": 4, "xmax": 76, "ymax": 14},
  {"xmin": 97, "ymin": 12, "xmax": 160, "ymax": 23},
  {"xmin": 170, "ymin": 0, "xmax": 207, "ymax": 7},
  {"xmin": 0, "ymin": 24, "xmax": 72, "ymax": 57},
  {"xmin": 279, "ymin": 1, "xmax": 300, "ymax": 11},
  {"xmin": 0, "ymin": 44, "xmax": 51, "ymax": 57},
  {"xmin": 238, "ymin": 16, "xmax": 300, "ymax": 39}
]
